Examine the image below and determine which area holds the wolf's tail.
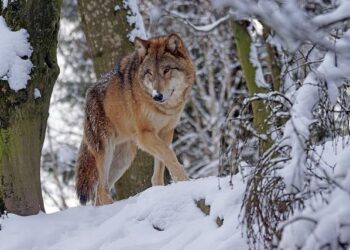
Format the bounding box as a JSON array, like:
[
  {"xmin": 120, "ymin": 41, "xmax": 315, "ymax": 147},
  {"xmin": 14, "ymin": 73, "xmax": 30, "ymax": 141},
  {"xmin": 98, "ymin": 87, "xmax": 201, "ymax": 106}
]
[{"xmin": 75, "ymin": 142, "xmax": 98, "ymax": 205}]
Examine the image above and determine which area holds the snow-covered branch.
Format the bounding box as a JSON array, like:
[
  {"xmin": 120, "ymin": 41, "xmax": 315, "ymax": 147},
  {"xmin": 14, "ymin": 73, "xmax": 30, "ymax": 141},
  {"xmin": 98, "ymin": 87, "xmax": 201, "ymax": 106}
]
[
  {"xmin": 212, "ymin": 0, "xmax": 350, "ymax": 51},
  {"xmin": 164, "ymin": 9, "xmax": 231, "ymax": 32}
]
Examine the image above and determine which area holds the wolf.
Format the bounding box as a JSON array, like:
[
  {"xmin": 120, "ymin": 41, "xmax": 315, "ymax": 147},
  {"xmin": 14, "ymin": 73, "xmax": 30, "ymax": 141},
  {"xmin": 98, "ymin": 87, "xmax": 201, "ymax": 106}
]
[{"xmin": 75, "ymin": 33, "xmax": 195, "ymax": 206}]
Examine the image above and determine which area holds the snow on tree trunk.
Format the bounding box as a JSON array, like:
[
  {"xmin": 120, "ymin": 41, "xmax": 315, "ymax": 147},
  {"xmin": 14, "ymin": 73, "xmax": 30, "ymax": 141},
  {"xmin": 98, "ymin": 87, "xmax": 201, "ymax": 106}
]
[
  {"xmin": 78, "ymin": 0, "xmax": 154, "ymax": 200},
  {"xmin": 0, "ymin": 0, "xmax": 61, "ymax": 215}
]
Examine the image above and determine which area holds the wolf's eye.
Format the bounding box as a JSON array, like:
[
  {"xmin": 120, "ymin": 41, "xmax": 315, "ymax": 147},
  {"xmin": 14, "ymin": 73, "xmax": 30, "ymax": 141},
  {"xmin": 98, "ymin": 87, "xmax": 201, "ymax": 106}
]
[
  {"xmin": 164, "ymin": 68, "xmax": 170, "ymax": 74},
  {"xmin": 145, "ymin": 70, "xmax": 152, "ymax": 77}
]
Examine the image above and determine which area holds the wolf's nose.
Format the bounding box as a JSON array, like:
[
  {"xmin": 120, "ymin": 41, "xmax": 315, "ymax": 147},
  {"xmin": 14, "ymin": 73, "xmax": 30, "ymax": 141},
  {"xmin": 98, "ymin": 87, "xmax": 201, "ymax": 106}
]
[{"xmin": 153, "ymin": 93, "xmax": 163, "ymax": 102}]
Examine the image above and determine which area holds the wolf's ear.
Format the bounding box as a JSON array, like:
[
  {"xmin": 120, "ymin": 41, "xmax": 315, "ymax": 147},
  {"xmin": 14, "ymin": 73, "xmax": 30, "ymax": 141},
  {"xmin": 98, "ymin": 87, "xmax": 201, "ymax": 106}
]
[
  {"xmin": 134, "ymin": 37, "xmax": 149, "ymax": 57},
  {"xmin": 166, "ymin": 33, "xmax": 184, "ymax": 55}
]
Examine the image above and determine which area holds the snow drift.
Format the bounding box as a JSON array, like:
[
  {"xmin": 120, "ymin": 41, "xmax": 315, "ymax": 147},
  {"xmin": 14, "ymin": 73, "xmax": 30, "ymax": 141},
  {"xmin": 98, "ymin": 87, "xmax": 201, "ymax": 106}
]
[{"xmin": 0, "ymin": 176, "xmax": 248, "ymax": 250}]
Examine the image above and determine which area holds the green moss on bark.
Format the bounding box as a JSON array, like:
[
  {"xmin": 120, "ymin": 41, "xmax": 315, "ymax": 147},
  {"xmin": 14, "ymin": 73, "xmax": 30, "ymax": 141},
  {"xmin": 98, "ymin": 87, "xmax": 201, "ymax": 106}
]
[
  {"xmin": 232, "ymin": 21, "xmax": 273, "ymax": 153},
  {"xmin": 0, "ymin": 115, "xmax": 44, "ymax": 214},
  {"xmin": 0, "ymin": 0, "xmax": 62, "ymax": 215},
  {"xmin": 0, "ymin": 181, "xmax": 4, "ymax": 214}
]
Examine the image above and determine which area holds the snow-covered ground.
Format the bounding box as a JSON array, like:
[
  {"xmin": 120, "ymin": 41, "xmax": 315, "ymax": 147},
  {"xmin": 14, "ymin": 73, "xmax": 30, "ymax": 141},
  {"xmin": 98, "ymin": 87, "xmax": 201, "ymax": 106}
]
[{"xmin": 0, "ymin": 176, "xmax": 248, "ymax": 250}]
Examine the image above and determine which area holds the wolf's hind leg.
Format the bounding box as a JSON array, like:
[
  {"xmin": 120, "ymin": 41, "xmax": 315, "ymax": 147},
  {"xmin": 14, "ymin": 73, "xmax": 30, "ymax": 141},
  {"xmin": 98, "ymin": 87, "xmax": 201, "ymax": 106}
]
[
  {"xmin": 95, "ymin": 138, "xmax": 116, "ymax": 206},
  {"xmin": 108, "ymin": 141, "xmax": 137, "ymax": 188}
]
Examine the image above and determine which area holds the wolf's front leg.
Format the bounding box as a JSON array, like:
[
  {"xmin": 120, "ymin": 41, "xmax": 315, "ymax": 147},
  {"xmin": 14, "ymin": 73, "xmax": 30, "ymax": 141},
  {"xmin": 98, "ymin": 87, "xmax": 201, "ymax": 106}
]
[
  {"xmin": 152, "ymin": 159, "xmax": 165, "ymax": 186},
  {"xmin": 138, "ymin": 131, "xmax": 189, "ymax": 182},
  {"xmin": 151, "ymin": 129, "xmax": 175, "ymax": 186}
]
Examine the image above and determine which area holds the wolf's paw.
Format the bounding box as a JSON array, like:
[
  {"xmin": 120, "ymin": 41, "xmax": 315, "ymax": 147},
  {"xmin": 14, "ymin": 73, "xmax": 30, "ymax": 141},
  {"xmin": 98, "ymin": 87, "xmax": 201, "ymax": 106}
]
[
  {"xmin": 95, "ymin": 194, "xmax": 113, "ymax": 206},
  {"xmin": 95, "ymin": 198, "xmax": 113, "ymax": 206},
  {"xmin": 176, "ymin": 175, "xmax": 190, "ymax": 182},
  {"xmin": 151, "ymin": 177, "xmax": 165, "ymax": 186},
  {"xmin": 174, "ymin": 170, "xmax": 189, "ymax": 182}
]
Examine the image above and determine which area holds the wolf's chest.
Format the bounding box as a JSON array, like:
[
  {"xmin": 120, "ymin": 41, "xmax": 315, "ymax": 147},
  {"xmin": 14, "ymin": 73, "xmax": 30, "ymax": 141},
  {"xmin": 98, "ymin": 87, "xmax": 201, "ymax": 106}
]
[{"xmin": 142, "ymin": 105, "xmax": 180, "ymax": 129}]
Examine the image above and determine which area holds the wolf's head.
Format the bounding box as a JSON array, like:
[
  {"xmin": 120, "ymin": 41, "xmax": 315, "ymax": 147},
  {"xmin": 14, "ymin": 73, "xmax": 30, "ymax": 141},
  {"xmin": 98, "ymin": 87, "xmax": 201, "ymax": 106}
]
[{"xmin": 135, "ymin": 33, "xmax": 195, "ymax": 104}]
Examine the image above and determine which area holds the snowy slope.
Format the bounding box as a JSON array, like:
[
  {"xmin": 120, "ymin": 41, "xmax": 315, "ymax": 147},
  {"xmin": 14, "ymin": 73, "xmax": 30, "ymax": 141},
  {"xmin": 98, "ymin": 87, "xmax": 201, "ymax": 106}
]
[{"xmin": 0, "ymin": 176, "xmax": 248, "ymax": 250}]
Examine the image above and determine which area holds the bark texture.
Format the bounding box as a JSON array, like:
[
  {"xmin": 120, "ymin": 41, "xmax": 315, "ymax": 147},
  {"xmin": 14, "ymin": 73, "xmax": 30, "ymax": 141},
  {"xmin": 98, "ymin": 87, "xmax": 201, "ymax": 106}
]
[
  {"xmin": 0, "ymin": 0, "xmax": 61, "ymax": 215},
  {"xmin": 262, "ymin": 25, "xmax": 281, "ymax": 92},
  {"xmin": 78, "ymin": 0, "xmax": 133, "ymax": 77},
  {"xmin": 78, "ymin": 0, "xmax": 154, "ymax": 200}
]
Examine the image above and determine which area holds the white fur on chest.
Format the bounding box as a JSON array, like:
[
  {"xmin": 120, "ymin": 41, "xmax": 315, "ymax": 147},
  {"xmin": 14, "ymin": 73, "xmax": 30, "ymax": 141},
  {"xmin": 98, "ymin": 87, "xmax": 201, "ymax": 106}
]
[
  {"xmin": 141, "ymin": 105, "xmax": 179, "ymax": 130},
  {"xmin": 144, "ymin": 106, "xmax": 168, "ymax": 127}
]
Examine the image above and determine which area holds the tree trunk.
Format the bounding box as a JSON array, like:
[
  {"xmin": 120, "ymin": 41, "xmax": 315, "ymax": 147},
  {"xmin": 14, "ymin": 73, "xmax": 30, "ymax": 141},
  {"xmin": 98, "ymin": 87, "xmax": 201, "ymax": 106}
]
[
  {"xmin": 0, "ymin": 0, "xmax": 61, "ymax": 215},
  {"xmin": 231, "ymin": 21, "xmax": 272, "ymax": 153},
  {"xmin": 78, "ymin": 0, "xmax": 154, "ymax": 200},
  {"xmin": 262, "ymin": 25, "xmax": 281, "ymax": 92},
  {"xmin": 78, "ymin": 0, "xmax": 133, "ymax": 77}
]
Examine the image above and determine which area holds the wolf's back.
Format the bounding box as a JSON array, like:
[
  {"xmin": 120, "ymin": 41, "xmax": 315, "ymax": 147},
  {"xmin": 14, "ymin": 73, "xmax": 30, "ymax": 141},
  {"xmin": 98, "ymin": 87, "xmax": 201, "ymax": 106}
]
[{"xmin": 75, "ymin": 142, "xmax": 98, "ymax": 205}]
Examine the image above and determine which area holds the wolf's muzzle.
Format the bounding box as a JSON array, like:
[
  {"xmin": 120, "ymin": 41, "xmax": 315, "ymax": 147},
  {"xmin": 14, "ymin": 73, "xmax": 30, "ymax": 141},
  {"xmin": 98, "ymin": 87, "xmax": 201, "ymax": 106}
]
[
  {"xmin": 152, "ymin": 89, "xmax": 164, "ymax": 102},
  {"xmin": 153, "ymin": 93, "xmax": 164, "ymax": 102}
]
